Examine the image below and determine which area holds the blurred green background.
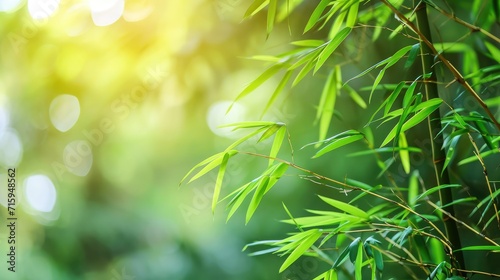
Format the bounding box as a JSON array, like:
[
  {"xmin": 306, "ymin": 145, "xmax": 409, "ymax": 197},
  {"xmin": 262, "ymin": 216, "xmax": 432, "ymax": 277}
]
[{"xmin": 0, "ymin": 0, "xmax": 499, "ymax": 279}]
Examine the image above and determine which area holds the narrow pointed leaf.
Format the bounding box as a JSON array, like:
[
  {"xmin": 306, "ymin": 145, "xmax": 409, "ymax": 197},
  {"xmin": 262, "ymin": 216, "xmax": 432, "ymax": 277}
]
[
  {"xmin": 313, "ymin": 134, "xmax": 364, "ymax": 158},
  {"xmin": 279, "ymin": 229, "xmax": 322, "ymax": 272},
  {"xmin": 319, "ymin": 195, "xmax": 369, "ymax": 219},
  {"xmin": 315, "ymin": 28, "xmax": 352, "ymax": 72},
  {"xmin": 213, "ymin": 152, "xmax": 230, "ymax": 213}
]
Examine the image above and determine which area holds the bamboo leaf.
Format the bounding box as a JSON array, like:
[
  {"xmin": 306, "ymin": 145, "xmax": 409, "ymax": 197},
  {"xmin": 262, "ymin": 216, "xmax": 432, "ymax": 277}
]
[
  {"xmin": 315, "ymin": 28, "xmax": 352, "ymax": 72},
  {"xmin": 345, "ymin": 84, "xmax": 367, "ymax": 108},
  {"xmin": 381, "ymin": 98, "xmax": 443, "ymax": 147},
  {"xmin": 408, "ymin": 170, "xmax": 419, "ymax": 208},
  {"xmin": 291, "ymin": 40, "xmax": 325, "ymax": 47},
  {"xmin": 415, "ymin": 184, "xmax": 461, "ymax": 202},
  {"xmin": 188, "ymin": 150, "xmax": 238, "ymax": 183},
  {"xmin": 244, "ymin": 0, "xmax": 269, "ymax": 18},
  {"xmin": 279, "ymin": 229, "xmax": 322, "ymax": 272},
  {"xmin": 349, "ymin": 237, "xmax": 361, "ymax": 263},
  {"xmin": 213, "ymin": 152, "xmax": 230, "ymax": 213},
  {"xmin": 304, "ymin": 0, "xmax": 332, "ymax": 33},
  {"xmin": 229, "ymin": 65, "xmax": 282, "ymax": 112},
  {"xmin": 269, "ymin": 125, "xmax": 287, "ymax": 166},
  {"xmin": 333, "ymin": 244, "xmax": 351, "ymax": 268},
  {"xmin": 313, "ymin": 134, "xmax": 364, "ymax": 158},
  {"xmin": 319, "ymin": 195, "xmax": 369, "ymax": 219},
  {"xmin": 267, "ymin": 0, "xmax": 277, "ymax": 35},
  {"xmin": 398, "ymin": 133, "xmax": 410, "ymax": 174},
  {"xmin": 454, "ymin": 246, "xmax": 500, "ymax": 252},
  {"xmin": 258, "ymin": 123, "xmax": 282, "ymax": 142},
  {"xmin": 317, "ymin": 69, "xmax": 338, "ymax": 143},
  {"xmin": 346, "ymin": 1, "xmax": 359, "ymax": 28},
  {"xmin": 355, "ymin": 240, "xmax": 363, "ymax": 280},
  {"xmin": 226, "ymin": 181, "xmax": 258, "ymax": 221},
  {"xmin": 247, "ymin": 176, "xmax": 270, "ymax": 223},
  {"xmin": 262, "ymin": 71, "xmax": 293, "ymax": 117},
  {"xmin": 404, "ymin": 43, "xmax": 420, "ymax": 69}
]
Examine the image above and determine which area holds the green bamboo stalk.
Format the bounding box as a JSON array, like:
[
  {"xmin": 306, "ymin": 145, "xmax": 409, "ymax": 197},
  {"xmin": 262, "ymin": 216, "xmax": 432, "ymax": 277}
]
[{"xmin": 413, "ymin": 1, "xmax": 466, "ymax": 273}]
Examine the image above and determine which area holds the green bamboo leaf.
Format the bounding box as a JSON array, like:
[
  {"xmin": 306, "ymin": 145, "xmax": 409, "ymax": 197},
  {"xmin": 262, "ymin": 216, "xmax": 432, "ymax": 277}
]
[
  {"xmin": 291, "ymin": 40, "xmax": 325, "ymax": 47},
  {"xmin": 404, "ymin": 43, "xmax": 420, "ymax": 69},
  {"xmin": 180, "ymin": 152, "xmax": 225, "ymax": 185},
  {"xmin": 244, "ymin": 0, "xmax": 269, "ymax": 18},
  {"xmin": 397, "ymin": 226, "xmax": 413, "ymax": 246},
  {"xmin": 228, "ymin": 65, "xmax": 282, "ymax": 113},
  {"xmin": 384, "ymin": 82, "xmax": 406, "ymax": 115},
  {"xmin": 269, "ymin": 125, "xmax": 287, "ymax": 166},
  {"xmin": 333, "ymin": 244, "xmax": 351, "ymax": 268},
  {"xmin": 319, "ymin": 195, "xmax": 369, "ymax": 219},
  {"xmin": 317, "ymin": 69, "xmax": 338, "ymax": 143},
  {"xmin": 258, "ymin": 123, "xmax": 282, "ymax": 142},
  {"xmin": 415, "ymin": 184, "xmax": 461, "ymax": 202},
  {"xmin": 279, "ymin": 229, "xmax": 322, "ymax": 272},
  {"xmin": 345, "ymin": 84, "xmax": 367, "ymax": 108},
  {"xmin": 373, "ymin": 248, "xmax": 384, "ymax": 272},
  {"xmin": 381, "ymin": 98, "xmax": 443, "ymax": 147},
  {"xmin": 408, "ymin": 170, "xmax": 419, "ymax": 208},
  {"xmin": 349, "ymin": 237, "xmax": 361, "ymax": 263},
  {"xmin": 213, "ymin": 152, "xmax": 230, "ymax": 213},
  {"xmin": 429, "ymin": 238, "xmax": 445, "ymax": 265},
  {"xmin": 246, "ymin": 176, "xmax": 270, "ymax": 223},
  {"xmin": 188, "ymin": 150, "xmax": 238, "ymax": 183},
  {"xmin": 225, "ymin": 127, "xmax": 269, "ymax": 152},
  {"xmin": 454, "ymin": 245, "xmax": 500, "ymax": 252},
  {"xmin": 226, "ymin": 181, "xmax": 258, "ymax": 221},
  {"xmin": 345, "ymin": 1, "xmax": 359, "ymax": 28},
  {"xmin": 398, "ymin": 133, "xmax": 410, "ymax": 174},
  {"xmin": 292, "ymin": 56, "xmax": 317, "ymax": 86},
  {"xmin": 442, "ymin": 135, "xmax": 460, "ymax": 176},
  {"xmin": 304, "ymin": 0, "xmax": 332, "ymax": 33},
  {"xmin": 267, "ymin": 0, "xmax": 277, "ymax": 35},
  {"xmin": 369, "ymin": 69, "xmax": 385, "ymax": 103},
  {"xmin": 315, "ymin": 28, "xmax": 352, "ymax": 72},
  {"xmin": 355, "ymin": 241, "xmax": 363, "ymax": 280},
  {"xmin": 458, "ymin": 149, "xmax": 499, "ymax": 165},
  {"xmin": 485, "ymin": 41, "xmax": 500, "ymax": 64},
  {"xmin": 262, "ymin": 71, "xmax": 293, "ymax": 117},
  {"xmin": 313, "ymin": 134, "xmax": 364, "ymax": 158},
  {"xmin": 219, "ymin": 121, "xmax": 276, "ymax": 130}
]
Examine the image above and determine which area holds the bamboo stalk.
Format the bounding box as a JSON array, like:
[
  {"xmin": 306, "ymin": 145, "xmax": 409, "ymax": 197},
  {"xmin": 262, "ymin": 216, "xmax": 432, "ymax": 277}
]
[{"xmin": 412, "ymin": 1, "xmax": 466, "ymax": 274}]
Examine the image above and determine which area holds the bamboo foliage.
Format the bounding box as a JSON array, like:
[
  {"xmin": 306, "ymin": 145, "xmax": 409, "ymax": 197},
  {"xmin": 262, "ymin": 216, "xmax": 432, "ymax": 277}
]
[{"xmin": 182, "ymin": 0, "xmax": 500, "ymax": 278}]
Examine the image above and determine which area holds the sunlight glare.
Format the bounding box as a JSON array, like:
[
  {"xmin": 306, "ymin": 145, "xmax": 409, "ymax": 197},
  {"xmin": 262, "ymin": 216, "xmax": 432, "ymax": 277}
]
[
  {"xmin": 88, "ymin": 0, "xmax": 124, "ymax": 26},
  {"xmin": 0, "ymin": 0, "xmax": 23, "ymax": 12},
  {"xmin": 28, "ymin": 0, "xmax": 60, "ymax": 20}
]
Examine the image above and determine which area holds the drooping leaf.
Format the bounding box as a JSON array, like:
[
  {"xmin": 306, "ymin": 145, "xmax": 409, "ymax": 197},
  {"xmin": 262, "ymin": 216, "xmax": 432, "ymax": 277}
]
[
  {"xmin": 319, "ymin": 195, "xmax": 369, "ymax": 219},
  {"xmin": 304, "ymin": 0, "xmax": 332, "ymax": 33},
  {"xmin": 398, "ymin": 133, "xmax": 410, "ymax": 174},
  {"xmin": 315, "ymin": 27, "xmax": 352, "ymax": 72},
  {"xmin": 244, "ymin": 0, "xmax": 269, "ymax": 18},
  {"xmin": 313, "ymin": 134, "xmax": 364, "ymax": 158},
  {"xmin": 404, "ymin": 43, "xmax": 420, "ymax": 69},
  {"xmin": 228, "ymin": 65, "xmax": 282, "ymax": 112},
  {"xmin": 268, "ymin": 125, "xmax": 287, "ymax": 166},
  {"xmin": 381, "ymin": 98, "xmax": 443, "ymax": 147},
  {"xmin": 213, "ymin": 152, "xmax": 230, "ymax": 213},
  {"xmin": 279, "ymin": 229, "xmax": 323, "ymax": 272},
  {"xmin": 262, "ymin": 70, "xmax": 293, "ymax": 117}
]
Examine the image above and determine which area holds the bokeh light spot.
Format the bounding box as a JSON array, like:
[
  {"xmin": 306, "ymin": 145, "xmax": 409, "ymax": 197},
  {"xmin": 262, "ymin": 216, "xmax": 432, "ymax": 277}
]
[
  {"xmin": 49, "ymin": 94, "xmax": 80, "ymax": 132},
  {"xmin": 88, "ymin": 0, "xmax": 124, "ymax": 26},
  {"xmin": 28, "ymin": 0, "xmax": 60, "ymax": 20},
  {"xmin": 206, "ymin": 101, "xmax": 248, "ymax": 138},
  {"xmin": 0, "ymin": 0, "xmax": 23, "ymax": 12},
  {"xmin": 0, "ymin": 129, "xmax": 23, "ymax": 167},
  {"xmin": 63, "ymin": 140, "xmax": 93, "ymax": 176},
  {"xmin": 24, "ymin": 174, "xmax": 57, "ymax": 213}
]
